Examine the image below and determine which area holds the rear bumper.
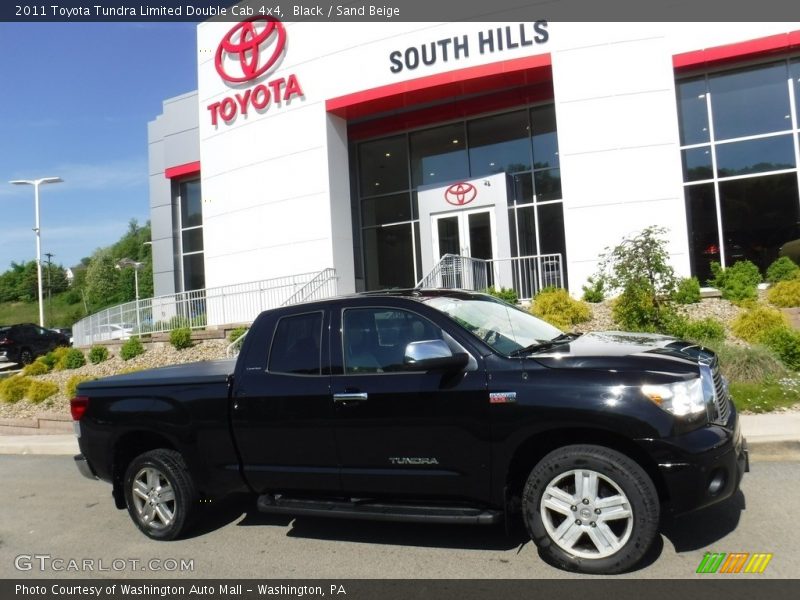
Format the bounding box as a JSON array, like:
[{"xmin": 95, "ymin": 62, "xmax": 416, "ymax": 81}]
[
  {"xmin": 638, "ymin": 414, "xmax": 748, "ymax": 514},
  {"xmin": 74, "ymin": 454, "xmax": 98, "ymax": 480}
]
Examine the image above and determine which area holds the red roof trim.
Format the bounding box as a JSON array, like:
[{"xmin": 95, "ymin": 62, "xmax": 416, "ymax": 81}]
[
  {"xmin": 673, "ymin": 30, "xmax": 800, "ymax": 72},
  {"xmin": 164, "ymin": 161, "xmax": 201, "ymax": 180},
  {"xmin": 326, "ymin": 53, "xmax": 552, "ymax": 121}
]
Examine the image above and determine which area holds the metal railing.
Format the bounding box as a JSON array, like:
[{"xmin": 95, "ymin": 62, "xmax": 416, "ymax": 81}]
[
  {"xmin": 416, "ymin": 253, "xmax": 563, "ymax": 300},
  {"xmin": 73, "ymin": 268, "xmax": 338, "ymax": 347}
]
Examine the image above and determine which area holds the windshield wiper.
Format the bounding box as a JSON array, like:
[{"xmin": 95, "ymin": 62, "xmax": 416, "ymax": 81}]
[{"xmin": 508, "ymin": 332, "xmax": 581, "ymax": 357}]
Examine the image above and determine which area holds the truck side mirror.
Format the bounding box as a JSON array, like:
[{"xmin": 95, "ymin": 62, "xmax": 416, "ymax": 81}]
[{"xmin": 404, "ymin": 340, "xmax": 469, "ymax": 372}]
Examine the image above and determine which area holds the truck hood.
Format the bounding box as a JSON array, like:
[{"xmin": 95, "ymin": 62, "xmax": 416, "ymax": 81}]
[
  {"xmin": 532, "ymin": 331, "xmax": 711, "ymax": 372},
  {"xmin": 79, "ymin": 358, "xmax": 237, "ymax": 390}
]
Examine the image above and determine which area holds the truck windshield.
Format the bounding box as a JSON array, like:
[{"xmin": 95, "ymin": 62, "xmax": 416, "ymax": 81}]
[{"xmin": 424, "ymin": 296, "xmax": 563, "ymax": 356}]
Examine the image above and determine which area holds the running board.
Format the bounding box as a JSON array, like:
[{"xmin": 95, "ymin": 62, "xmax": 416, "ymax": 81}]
[{"xmin": 256, "ymin": 495, "xmax": 501, "ymax": 525}]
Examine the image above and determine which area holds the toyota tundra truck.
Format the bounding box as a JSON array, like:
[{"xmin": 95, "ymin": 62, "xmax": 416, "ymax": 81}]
[{"xmin": 72, "ymin": 289, "xmax": 748, "ymax": 574}]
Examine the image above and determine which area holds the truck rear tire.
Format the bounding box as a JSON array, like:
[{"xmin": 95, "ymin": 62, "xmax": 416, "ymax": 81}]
[
  {"xmin": 123, "ymin": 449, "xmax": 197, "ymax": 540},
  {"xmin": 522, "ymin": 444, "xmax": 660, "ymax": 574}
]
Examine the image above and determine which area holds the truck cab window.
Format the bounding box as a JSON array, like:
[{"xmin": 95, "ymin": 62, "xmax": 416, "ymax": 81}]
[
  {"xmin": 343, "ymin": 308, "xmax": 442, "ymax": 374},
  {"xmin": 268, "ymin": 312, "xmax": 323, "ymax": 375}
]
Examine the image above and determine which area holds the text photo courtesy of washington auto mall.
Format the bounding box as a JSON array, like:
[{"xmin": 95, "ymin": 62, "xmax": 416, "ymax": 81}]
[{"xmin": 1, "ymin": 1, "xmax": 800, "ymax": 599}]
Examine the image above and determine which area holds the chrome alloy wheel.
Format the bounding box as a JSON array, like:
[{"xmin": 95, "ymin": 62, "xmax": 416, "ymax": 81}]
[
  {"xmin": 540, "ymin": 468, "xmax": 633, "ymax": 559},
  {"xmin": 131, "ymin": 466, "xmax": 176, "ymax": 530}
]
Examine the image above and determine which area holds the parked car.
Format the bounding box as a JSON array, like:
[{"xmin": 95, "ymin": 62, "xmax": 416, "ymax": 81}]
[
  {"xmin": 0, "ymin": 323, "xmax": 70, "ymax": 365},
  {"xmin": 96, "ymin": 323, "xmax": 134, "ymax": 341},
  {"xmin": 72, "ymin": 290, "xmax": 747, "ymax": 574},
  {"xmin": 779, "ymin": 238, "xmax": 800, "ymax": 264},
  {"xmin": 51, "ymin": 328, "xmax": 73, "ymax": 346}
]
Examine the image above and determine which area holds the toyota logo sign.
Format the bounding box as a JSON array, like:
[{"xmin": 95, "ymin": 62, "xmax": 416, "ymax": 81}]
[
  {"xmin": 444, "ymin": 182, "xmax": 477, "ymax": 206},
  {"xmin": 215, "ymin": 16, "xmax": 286, "ymax": 84}
]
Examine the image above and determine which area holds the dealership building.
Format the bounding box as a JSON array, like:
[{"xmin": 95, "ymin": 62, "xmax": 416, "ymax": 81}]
[{"xmin": 147, "ymin": 20, "xmax": 800, "ymax": 317}]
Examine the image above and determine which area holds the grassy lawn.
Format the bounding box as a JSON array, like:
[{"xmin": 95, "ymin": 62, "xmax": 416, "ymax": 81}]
[
  {"xmin": 729, "ymin": 377, "xmax": 800, "ymax": 413},
  {"xmin": 0, "ymin": 295, "xmax": 84, "ymax": 328}
]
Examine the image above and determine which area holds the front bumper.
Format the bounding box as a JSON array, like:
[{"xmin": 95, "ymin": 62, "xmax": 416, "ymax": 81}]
[
  {"xmin": 638, "ymin": 414, "xmax": 748, "ymax": 514},
  {"xmin": 74, "ymin": 454, "xmax": 98, "ymax": 480}
]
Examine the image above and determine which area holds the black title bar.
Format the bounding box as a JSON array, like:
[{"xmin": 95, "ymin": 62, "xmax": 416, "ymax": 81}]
[{"xmin": 3, "ymin": 0, "xmax": 800, "ymax": 22}]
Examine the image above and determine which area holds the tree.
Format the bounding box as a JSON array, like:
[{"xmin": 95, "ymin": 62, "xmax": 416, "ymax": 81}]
[
  {"xmin": 84, "ymin": 250, "xmax": 122, "ymax": 309},
  {"xmin": 593, "ymin": 226, "xmax": 679, "ymax": 332}
]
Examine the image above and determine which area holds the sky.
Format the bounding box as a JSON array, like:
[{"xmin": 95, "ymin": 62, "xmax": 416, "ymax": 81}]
[{"xmin": 0, "ymin": 22, "xmax": 198, "ymax": 271}]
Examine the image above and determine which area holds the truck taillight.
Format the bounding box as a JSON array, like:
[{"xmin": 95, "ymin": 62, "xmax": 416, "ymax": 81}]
[{"xmin": 70, "ymin": 396, "xmax": 89, "ymax": 420}]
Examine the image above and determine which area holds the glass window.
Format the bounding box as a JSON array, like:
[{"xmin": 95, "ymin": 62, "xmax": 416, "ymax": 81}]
[
  {"xmin": 715, "ymin": 135, "xmax": 795, "ymax": 178},
  {"xmin": 709, "ymin": 62, "xmax": 791, "ymax": 140},
  {"xmin": 343, "ymin": 308, "xmax": 442, "ymax": 374},
  {"xmin": 268, "ymin": 312, "xmax": 323, "ymax": 375},
  {"xmin": 182, "ymin": 254, "xmax": 205, "ymax": 291},
  {"xmin": 358, "ymin": 135, "xmax": 409, "ymax": 196},
  {"xmin": 684, "ymin": 183, "xmax": 719, "ymax": 284},
  {"xmin": 182, "ymin": 228, "xmax": 204, "ymax": 253},
  {"xmin": 511, "ymin": 172, "xmax": 533, "ymax": 206},
  {"xmin": 410, "ymin": 123, "xmax": 469, "ymax": 187},
  {"xmin": 511, "ymin": 205, "xmax": 537, "ymax": 256},
  {"xmin": 179, "ymin": 180, "xmax": 202, "ymax": 228},
  {"xmin": 363, "ymin": 224, "xmax": 415, "ymax": 290},
  {"xmin": 676, "ymin": 78, "xmax": 710, "ymax": 146},
  {"xmin": 533, "ymin": 168, "xmax": 562, "ymax": 201},
  {"xmin": 361, "ymin": 192, "xmax": 411, "ymax": 227},
  {"xmin": 792, "ymin": 59, "xmax": 800, "ymax": 120},
  {"xmin": 468, "ymin": 110, "xmax": 531, "ymax": 177},
  {"xmin": 530, "ymin": 105, "xmax": 560, "ymax": 168},
  {"xmin": 682, "ymin": 147, "xmax": 713, "ymax": 182},
  {"xmin": 718, "ymin": 173, "xmax": 800, "ymax": 273}
]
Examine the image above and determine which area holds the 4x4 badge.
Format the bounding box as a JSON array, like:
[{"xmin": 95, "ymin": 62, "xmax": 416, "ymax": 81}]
[{"xmin": 490, "ymin": 392, "xmax": 517, "ymax": 404}]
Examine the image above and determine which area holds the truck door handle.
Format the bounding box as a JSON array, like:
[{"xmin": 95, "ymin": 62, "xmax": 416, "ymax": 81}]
[{"xmin": 333, "ymin": 392, "xmax": 368, "ymax": 404}]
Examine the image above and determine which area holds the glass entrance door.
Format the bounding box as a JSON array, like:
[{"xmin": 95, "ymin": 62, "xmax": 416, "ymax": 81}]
[{"xmin": 431, "ymin": 208, "xmax": 497, "ymax": 288}]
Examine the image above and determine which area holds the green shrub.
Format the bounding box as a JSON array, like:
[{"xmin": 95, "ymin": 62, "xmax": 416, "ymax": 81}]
[
  {"xmin": 530, "ymin": 288, "xmax": 591, "ymax": 330},
  {"xmin": 593, "ymin": 226, "xmax": 678, "ymax": 331},
  {"xmin": 731, "ymin": 305, "xmax": 787, "ymax": 343},
  {"xmin": 762, "ymin": 327, "xmax": 800, "ymax": 371},
  {"xmin": 66, "ymin": 375, "xmax": 97, "ymax": 399},
  {"xmin": 611, "ymin": 283, "xmax": 677, "ymax": 333},
  {"xmin": 26, "ymin": 380, "xmax": 59, "ymax": 404},
  {"xmin": 714, "ymin": 343, "xmax": 787, "ymax": 384},
  {"xmin": 22, "ymin": 359, "xmax": 50, "ymax": 376},
  {"xmin": 673, "ymin": 277, "xmax": 701, "ymax": 304},
  {"xmin": 581, "ymin": 277, "xmax": 605, "ymax": 303},
  {"xmin": 58, "ymin": 348, "xmax": 86, "ymax": 370},
  {"xmin": 227, "ymin": 327, "xmax": 249, "ymax": 343},
  {"xmin": 39, "ymin": 351, "xmax": 58, "ymax": 371},
  {"xmin": 88, "ymin": 345, "xmax": 109, "ymax": 364},
  {"xmin": 766, "ymin": 256, "xmax": 800, "ymax": 284},
  {"xmin": 767, "ymin": 279, "xmax": 800, "ymax": 308},
  {"xmin": 710, "ymin": 260, "xmax": 761, "ymax": 301},
  {"xmin": 49, "ymin": 346, "xmax": 71, "ymax": 371},
  {"xmin": 120, "ymin": 337, "xmax": 145, "ymax": 361},
  {"xmin": 484, "ymin": 286, "xmax": 519, "ymax": 305},
  {"xmin": 0, "ymin": 376, "xmax": 32, "ymax": 404},
  {"xmin": 170, "ymin": 327, "xmax": 193, "ymax": 350},
  {"xmin": 668, "ymin": 316, "xmax": 725, "ymax": 344}
]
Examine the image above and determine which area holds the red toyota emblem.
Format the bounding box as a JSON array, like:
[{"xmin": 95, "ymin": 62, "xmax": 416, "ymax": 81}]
[
  {"xmin": 215, "ymin": 17, "xmax": 286, "ymax": 84},
  {"xmin": 444, "ymin": 182, "xmax": 477, "ymax": 206}
]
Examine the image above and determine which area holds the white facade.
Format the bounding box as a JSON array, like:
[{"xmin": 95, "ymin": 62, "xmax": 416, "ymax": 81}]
[{"xmin": 150, "ymin": 21, "xmax": 800, "ymax": 300}]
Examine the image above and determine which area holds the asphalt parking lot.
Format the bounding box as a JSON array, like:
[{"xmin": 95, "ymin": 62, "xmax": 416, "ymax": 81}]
[{"xmin": 0, "ymin": 455, "xmax": 797, "ymax": 580}]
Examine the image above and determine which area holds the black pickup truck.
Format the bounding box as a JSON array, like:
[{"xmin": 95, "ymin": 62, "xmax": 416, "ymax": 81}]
[{"xmin": 72, "ymin": 290, "xmax": 748, "ymax": 574}]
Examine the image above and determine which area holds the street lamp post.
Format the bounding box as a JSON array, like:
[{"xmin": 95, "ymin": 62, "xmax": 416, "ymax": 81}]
[
  {"xmin": 9, "ymin": 177, "xmax": 63, "ymax": 327},
  {"xmin": 116, "ymin": 258, "xmax": 144, "ymax": 336}
]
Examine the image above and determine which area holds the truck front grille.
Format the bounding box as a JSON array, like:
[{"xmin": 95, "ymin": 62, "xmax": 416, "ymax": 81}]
[{"xmin": 711, "ymin": 361, "xmax": 731, "ymax": 425}]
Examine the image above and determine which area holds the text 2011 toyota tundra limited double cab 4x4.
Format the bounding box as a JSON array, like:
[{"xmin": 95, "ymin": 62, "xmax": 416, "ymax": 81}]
[{"xmin": 72, "ymin": 290, "xmax": 748, "ymax": 574}]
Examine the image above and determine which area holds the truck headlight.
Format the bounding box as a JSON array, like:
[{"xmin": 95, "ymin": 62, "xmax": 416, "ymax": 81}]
[{"xmin": 641, "ymin": 378, "xmax": 705, "ymax": 417}]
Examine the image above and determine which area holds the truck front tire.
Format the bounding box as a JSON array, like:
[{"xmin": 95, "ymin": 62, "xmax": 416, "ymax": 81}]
[
  {"xmin": 522, "ymin": 444, "xmax": 660, "ymax": 574},
  {"xmin": 123, "ymin": 449, "xmax": 197, "ymax": 540}
]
